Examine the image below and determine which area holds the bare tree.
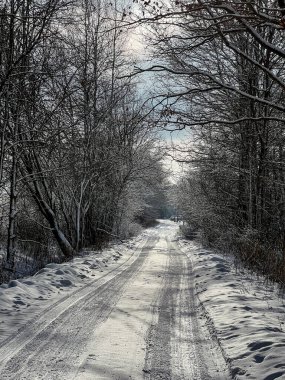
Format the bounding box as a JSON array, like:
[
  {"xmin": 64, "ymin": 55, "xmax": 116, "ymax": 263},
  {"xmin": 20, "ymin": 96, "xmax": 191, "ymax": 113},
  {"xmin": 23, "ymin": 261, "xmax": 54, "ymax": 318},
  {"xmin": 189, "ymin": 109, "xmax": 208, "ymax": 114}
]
[{"xmin": 132, "ymin": 0, "xmax": 285, "ymax": 283}]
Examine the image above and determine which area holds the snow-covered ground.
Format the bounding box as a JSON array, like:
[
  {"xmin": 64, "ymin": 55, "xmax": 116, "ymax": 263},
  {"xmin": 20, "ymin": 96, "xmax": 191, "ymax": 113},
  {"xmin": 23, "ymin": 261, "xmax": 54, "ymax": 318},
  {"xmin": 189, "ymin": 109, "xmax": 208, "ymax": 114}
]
[
  {"xmin": 0, "ymin": 230, "xmax": 151, "ymax": 346},
  {"xmin": 179, "ymin": 238, "xmax": 285, "ymax": 380},
  {"xmin": 0, "ymin": 221, "xmax": 285, "ymax": 380}
]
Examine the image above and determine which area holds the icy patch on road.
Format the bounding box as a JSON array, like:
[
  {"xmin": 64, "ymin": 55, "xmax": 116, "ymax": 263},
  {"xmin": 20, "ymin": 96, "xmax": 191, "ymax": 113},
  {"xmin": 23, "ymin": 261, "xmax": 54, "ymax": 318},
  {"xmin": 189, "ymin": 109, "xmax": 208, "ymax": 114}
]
[
  {"xmin": 179, "ymin": 238, "xmax": 285, "ymax": 380},
  {"xmin": 0, "ymin": 230, "xmax": 155, "ymax": 346}
]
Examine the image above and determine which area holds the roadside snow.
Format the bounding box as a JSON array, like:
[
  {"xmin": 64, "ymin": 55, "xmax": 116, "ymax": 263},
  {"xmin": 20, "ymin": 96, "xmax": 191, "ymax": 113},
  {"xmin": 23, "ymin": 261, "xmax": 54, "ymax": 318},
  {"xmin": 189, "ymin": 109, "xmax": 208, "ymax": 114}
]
[
  {"xmin": 1, "ymin": 222, "xmax": 285, "ymax": 380},
  {"xmin": 179, "ymin": 238, "xmax": 285, "ymax": 380},
  {"xmin": 0, "ymin": 231, "xmax": 151, "ymax": 346}
]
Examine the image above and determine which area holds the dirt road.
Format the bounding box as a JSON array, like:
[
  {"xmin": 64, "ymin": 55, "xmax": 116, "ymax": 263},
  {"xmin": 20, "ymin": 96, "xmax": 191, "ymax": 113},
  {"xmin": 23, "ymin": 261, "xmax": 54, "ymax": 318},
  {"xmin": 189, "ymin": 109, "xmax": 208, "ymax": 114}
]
[{"xmin": 0, "ymin": 221, "xmax": 229, "ymax": 379}]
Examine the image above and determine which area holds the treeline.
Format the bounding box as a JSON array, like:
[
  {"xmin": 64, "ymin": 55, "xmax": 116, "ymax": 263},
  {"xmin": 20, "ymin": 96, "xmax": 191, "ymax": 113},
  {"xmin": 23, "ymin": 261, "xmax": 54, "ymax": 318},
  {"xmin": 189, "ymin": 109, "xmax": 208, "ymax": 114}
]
[
  {"xmin": 140, "ymin": 0, "xmax": 285, "ymax": 284},
  {"xmin": 0, "ymin": 0, "xmax": 166, "ymax": 280}
]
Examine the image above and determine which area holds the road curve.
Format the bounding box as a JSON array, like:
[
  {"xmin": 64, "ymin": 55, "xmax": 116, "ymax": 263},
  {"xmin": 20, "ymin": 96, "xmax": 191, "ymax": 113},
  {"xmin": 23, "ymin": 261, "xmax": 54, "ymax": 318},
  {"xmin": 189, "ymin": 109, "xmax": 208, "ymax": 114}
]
[{"xmin": 0, "ymin": 221, "xmax": 230, "ymax": 380}]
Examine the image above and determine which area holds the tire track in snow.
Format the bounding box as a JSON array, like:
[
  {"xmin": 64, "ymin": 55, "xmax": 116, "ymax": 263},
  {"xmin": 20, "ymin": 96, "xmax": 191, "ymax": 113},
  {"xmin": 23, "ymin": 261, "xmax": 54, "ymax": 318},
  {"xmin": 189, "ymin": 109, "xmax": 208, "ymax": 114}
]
[
  {"xmin": 144, "ymin": 236, "xmax": 229, "ymax": 380},
  {"xmin": 0, "ymin": 236, "xmax": 159, "ymax": 379}
]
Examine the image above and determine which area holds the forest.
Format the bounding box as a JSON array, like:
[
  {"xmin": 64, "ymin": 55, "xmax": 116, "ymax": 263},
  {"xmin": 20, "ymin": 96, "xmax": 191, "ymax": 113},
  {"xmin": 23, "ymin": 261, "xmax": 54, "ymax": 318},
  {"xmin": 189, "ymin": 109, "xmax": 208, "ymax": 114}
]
[
  {"xmin": 1, "ymin": 0, "xmax": 285, "ymax": 287},
  {"xmin": 0, "ymin": 0, "xmax": 169, "ymax": 282}
]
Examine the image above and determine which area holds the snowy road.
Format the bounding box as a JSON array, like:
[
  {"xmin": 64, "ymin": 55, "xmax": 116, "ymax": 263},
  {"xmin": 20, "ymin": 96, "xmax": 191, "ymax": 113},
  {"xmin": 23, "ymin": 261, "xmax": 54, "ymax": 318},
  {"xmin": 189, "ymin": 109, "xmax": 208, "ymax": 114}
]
[{"xmin": 0, "ymin": 221, "xmax": 229, "ymax": 379}]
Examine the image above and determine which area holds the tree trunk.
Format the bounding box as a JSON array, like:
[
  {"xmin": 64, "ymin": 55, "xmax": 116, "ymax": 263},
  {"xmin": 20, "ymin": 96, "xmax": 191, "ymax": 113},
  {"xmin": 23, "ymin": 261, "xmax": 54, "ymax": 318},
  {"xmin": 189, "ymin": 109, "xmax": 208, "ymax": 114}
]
[{"xmin": 6, "ymin": 141, "xmax": 17, "ymax": 268}]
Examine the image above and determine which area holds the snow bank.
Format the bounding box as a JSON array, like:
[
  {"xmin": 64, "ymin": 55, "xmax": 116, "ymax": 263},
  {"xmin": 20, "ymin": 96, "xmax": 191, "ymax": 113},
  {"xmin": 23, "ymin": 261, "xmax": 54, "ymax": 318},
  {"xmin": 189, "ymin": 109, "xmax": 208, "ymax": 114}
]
[
  {"xmin": 0, "ymin": 231, "xmax": 151, "ymax": 346},
  {"xmin": 179, "ymin": 239, "xmax": 285, "ymax": 380}
]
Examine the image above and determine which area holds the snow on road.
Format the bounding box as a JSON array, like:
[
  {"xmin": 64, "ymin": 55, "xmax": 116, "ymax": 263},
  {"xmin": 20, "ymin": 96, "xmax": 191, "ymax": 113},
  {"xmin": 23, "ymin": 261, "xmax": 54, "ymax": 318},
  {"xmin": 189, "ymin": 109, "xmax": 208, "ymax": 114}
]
[
  {"xmin": 76, "ymin": 224, "xmax": 227, "ymax": 380},
  {"xmin": 75, "ymin": 234, "xmax": 167, "ymax": 379},
  {"xmin": 0, "ymin": 231, "xmax": 149, "ymax": 346},
  {"xmin": 179, "ymin": 239, "xmax": 285, "ymax": 380},
  {"xmin": 0, "ymin": 220, "xmax": 284, "ymax": 379}
]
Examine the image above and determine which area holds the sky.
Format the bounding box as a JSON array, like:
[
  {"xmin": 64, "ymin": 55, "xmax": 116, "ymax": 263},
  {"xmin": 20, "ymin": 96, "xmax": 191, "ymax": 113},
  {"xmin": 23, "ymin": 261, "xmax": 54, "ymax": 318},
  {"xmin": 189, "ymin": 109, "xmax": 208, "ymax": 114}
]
[{"xmin": 125, "ymin": 5, "xmax": 193, "ymax": 183}]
